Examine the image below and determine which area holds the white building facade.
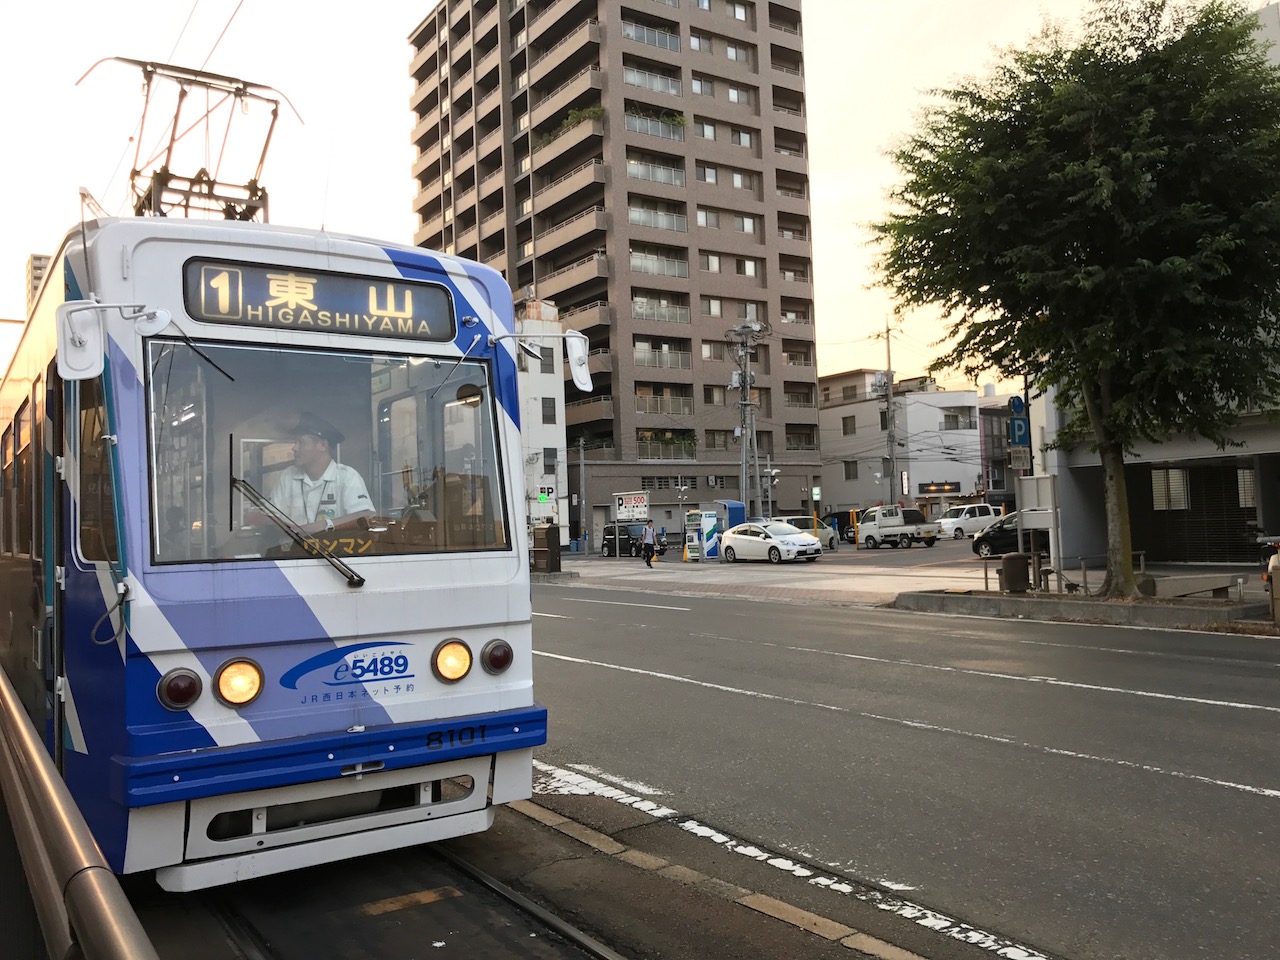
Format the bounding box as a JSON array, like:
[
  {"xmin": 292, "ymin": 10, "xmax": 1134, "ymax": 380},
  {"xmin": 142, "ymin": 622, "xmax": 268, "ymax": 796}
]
[{"xmin": 516, "ymin": 300, "xmax": 571, "ymax": 546}]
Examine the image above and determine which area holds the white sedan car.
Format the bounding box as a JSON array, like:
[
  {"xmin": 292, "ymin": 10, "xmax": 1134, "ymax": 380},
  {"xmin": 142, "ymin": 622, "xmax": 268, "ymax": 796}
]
[{"xmin": 721, "ymin": 521, "xmax": 823, "ymax": 563}]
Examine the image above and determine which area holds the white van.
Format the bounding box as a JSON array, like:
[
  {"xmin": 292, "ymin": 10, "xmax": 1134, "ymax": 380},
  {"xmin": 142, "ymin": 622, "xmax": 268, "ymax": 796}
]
[
  {"xmin": 772, "ymin": 515, "xmax": 838, "ymax": 550},
  {"xmin": 937, "ymin": 503, "xmax": 999, "ymax": 539}
]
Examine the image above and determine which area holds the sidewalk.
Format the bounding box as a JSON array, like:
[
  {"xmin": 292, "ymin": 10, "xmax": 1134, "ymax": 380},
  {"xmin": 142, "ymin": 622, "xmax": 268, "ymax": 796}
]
[
  {"xmin": 555, "ymin": 551, "xmax": 1022, "ymax": 607},
  {"xmin": 547, "ymin": 551, "xmax": 1274, "ymax": 629}
]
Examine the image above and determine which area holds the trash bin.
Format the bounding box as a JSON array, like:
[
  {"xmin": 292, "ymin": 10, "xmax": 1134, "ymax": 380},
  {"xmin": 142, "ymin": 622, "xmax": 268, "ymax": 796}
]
[
  {"xmin": 545, "ymin": 523, "xmax": 561, "ymax": 573},
  {"xmin": 1001, "ymin": 552, "xmax": 1031, "ymax": 594},
  {"xmin": 531, "ymin": 525, "xmax": 549, "ymax": 573}
]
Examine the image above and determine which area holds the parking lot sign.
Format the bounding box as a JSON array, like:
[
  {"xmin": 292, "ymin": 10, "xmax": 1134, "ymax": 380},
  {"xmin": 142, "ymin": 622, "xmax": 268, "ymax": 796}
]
[{"xmin": 614, "ymin": 491, "xmax": 650, "ymax": 521}]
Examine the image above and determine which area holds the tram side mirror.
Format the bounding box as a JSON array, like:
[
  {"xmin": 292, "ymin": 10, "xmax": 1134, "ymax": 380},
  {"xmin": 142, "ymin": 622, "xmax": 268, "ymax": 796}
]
[
  {"xmin": 565, "ymin": 331, "xmax": 593, "ymax": 393},
  {"xmin": 56, "ymin": 301, "xmax": 105, "ymax": 381}
]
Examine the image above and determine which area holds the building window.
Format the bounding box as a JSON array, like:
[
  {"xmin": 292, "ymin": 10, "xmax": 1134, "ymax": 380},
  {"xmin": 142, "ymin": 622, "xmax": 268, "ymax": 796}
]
[
  {"xmin": 1151, "ymin": 468, "xmax": 1189, "ymax": 510},
  {"xmin": 543, "ymin": 447, "xmax": 557, "ymax": 476},
  {"xmin": 699, "ymin": 253, "xmax": 721, "ymax": 273},
  {"xmin": 690, "ymin": 32, "xmax": 710, "ymax": 52},
  {"xmin": 1239, "ymin": 468, "xmax": 1257, "ymax": 508},
  {"xmin": 842, "ymin": 415, "xmax": 856, "ymax": 436},
  {"xmin": 697, "ymin": 163, "xmax": 718, "ymax": 184},
  {"xmin": 706, "ymin": 429, "xmax": 733, "ymax": 450},
  {"xmin": 696, "ymin": 120, "xmax": 716, "ymax": 140},
  {"xmin": 697, "ymin": 207, "xmax": 719, "ymax": 228},
  {"xmin": 692, "ymin": 76, "xmax": 714, "ymax": 95},
  {"xmin": 732, "ymin": 214, "xmax": 757, "ymax": 234},
  {"xmin": 702, "ymin": 341, "xmax": 728, "ymax": 361},
  {"xmin": 731, "ymin": 129, "xmax": 753, "ymax": 148},
  {"xmin": 702, "ymin": 296, "xmax": 722, "ymax": 317},
  {"xmin": 731, "ymin": 170, "xmax": 753, "ymax": 190},
  {"xmin": 737, "ymin": 302, "xmax": 760, "ymax": 321},
  {"xmin": 842, "ymin": 385, "xmax": 858, "ymax": 400},
  {"xmin": 728, "ymin": 86, "xmax": 751, "ymax": 105},
  {"xmin": 725, "ymin": 43, "xmax": 749, "ymax": 62},
  {"xmin": 735, "ymin": 258, "xmax": 758, "ymax": 277},
  {"xmin": 697, "ymin": 0, "xmax": 710, "ymax": 8},
  {"xmin": 844, "ymin": 460, "xmax": 859, "ymax": 481},
  {"xmin": 704, "ymin": 385, "xmax": 727, "ymax": 405},
  {"xmin": 542, "ymin": 397, "xmax": 556, "ymax": 424},
  {"xmin": 729, "ymin": 2, "xmax": 748, "ymax": 19},
  {"xmin": 540, "ymin": 346, "xmax": 554, "ymax": 374}
]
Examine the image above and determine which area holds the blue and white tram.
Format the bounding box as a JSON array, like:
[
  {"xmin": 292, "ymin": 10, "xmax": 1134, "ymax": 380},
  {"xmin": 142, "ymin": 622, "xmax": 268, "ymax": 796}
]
[{"xmin": 0, "ymin": 217, "xmax": 550, "ymax": 890}]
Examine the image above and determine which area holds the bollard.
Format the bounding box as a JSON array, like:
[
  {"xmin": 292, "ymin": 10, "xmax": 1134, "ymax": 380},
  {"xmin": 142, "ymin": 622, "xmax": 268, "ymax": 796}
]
[{"xmin": 1269, "ymin": 555, "xmax": 1280, "ymax": 622}]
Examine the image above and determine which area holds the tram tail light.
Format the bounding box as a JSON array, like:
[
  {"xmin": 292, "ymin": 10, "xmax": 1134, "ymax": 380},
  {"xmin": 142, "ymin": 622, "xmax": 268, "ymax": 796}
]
[
  {"xmin": 432, "ymin": 640, "xmax": 472, "ymax": 682},
  {"xmin": 157, "ymin": 668, "xmax": 202, "ymax": 711},
  {"xmin": 215, "ymin": 659, "xmax": 264, "ymax": 706},
  {"xmin": 480, "ymin": 639, "xmax": 513, "ymax": 674}
]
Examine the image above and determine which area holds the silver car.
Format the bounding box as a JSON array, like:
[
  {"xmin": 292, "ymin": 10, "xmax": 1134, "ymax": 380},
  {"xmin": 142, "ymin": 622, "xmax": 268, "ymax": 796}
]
[
  {"xmin": 771, "ymin": 515, "xmax": 838, "ymax": 550},
  {"xmin": 721, "ymin": 521, "xmax": 823, "ymax": 563}
]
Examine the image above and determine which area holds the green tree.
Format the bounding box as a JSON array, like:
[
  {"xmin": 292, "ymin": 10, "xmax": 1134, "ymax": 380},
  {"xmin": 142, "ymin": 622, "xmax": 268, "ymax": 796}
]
[{"xmin": 873, "ymin": 0, "xmax": 1280, "ymax": 596}]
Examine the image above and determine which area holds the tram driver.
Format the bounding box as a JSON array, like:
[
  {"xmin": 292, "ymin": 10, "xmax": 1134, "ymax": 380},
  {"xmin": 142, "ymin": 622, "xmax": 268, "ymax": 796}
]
[{"xmin": 267, "ymin": 412, "xmax": 375, "ymax": 534}]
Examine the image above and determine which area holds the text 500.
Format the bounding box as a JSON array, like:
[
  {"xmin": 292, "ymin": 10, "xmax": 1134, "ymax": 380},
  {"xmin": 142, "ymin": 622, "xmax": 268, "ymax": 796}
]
[{"xmin": 335, "ymin": 654, "xmax": 410, "ymax": 681}]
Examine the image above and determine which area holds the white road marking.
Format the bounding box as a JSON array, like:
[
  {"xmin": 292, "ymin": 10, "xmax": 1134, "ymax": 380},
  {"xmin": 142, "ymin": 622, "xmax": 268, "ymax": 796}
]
[
  {"xmin": 532, "ymin": 760, "xmax": 1048, "ymax": 960},
  {"xmin": 567, "ymin": 763, "xmax": 668, "ymax": 795},
  {"xmin": 534, "ymin": 652, "xmax": 1280, "ymax": 800},
  {"xmin": 690, "ymin": 633, "xmax": 1280, "ymax": 715},
  {"xmin": 559, "ymin": 598, "xmax": 692, "ymax": 611},
  {"xmin": 533, "ymin": 612, "xmax": 571, "ymax": 618}
]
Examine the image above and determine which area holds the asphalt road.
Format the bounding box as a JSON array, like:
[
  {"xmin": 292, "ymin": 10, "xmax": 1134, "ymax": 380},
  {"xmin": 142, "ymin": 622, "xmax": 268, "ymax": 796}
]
[{"xmin": 531, "ymin": 584, "xmax": 1280, "ymax": 960}]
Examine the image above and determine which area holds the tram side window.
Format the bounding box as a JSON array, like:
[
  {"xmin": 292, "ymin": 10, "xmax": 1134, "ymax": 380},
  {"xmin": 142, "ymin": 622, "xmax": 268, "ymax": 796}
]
[
  {"xmin": 1, "ymin": 426, "xmax": 10, "ymax": 553},
  {"xmin": 79, "ymin": 379, "xmax": 119, "ymax": 562},
  {"xmin": 15, "ymin": 401, "xmax": 33, "ymax": 555}
]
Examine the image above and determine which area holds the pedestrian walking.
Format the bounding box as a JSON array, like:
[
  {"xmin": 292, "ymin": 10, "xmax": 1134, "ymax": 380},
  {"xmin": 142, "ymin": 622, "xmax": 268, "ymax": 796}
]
[{"xmin": 642, "ymin": 519, "xmax": 657, "ymax": 568}]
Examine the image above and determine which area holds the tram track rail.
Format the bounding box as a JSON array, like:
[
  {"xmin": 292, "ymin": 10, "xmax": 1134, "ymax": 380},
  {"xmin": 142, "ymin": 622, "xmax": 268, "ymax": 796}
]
[{"xmin": 201, "ymin": 845, "xmax": 627, "ymax": 960}]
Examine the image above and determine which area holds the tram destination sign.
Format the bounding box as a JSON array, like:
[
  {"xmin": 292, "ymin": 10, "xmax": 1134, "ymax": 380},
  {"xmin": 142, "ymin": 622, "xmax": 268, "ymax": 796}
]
[{"xmin": 183, "ymin": 259, "xmax": 456, "ymax": 341}]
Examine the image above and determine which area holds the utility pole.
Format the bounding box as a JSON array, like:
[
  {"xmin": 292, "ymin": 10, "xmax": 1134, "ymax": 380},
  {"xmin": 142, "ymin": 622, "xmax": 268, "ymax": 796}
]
[
  {"xmin": 733, "ymin": 321, "xmax": 763, "ymax": 516},
  {"xmin": 578, "ymin": 436, "xmax": 587, "ymax": 550},
  {"xmin": 884, "ymin": 316, "xmax": 897, "ymax": 504}
]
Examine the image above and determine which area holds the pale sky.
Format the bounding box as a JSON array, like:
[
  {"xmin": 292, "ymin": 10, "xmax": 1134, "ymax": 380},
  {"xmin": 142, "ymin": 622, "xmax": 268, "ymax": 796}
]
[{"xmin": 0, "ymin": 0, "xmax": 1099, "ymax": 381}]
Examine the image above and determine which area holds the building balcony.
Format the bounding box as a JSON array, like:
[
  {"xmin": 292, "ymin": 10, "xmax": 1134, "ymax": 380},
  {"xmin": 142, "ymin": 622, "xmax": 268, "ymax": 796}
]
[
  {"xmin": 636, "ymin": 396, "xmax": 694, "ymax": 416},
  {"xmin": 530, "ymin": 19, "xmax": 600, "ymax": 84},
  {"xmin": 633, "ymin": 351, "xmax": 692, "ymax": 370},
  {"xmin": 565, "ymin": 395, "xmax": 615, "ymax": 426},
  {"xmin": 632, "ymin": 302, "xmax": 690, "ymax": 324},
  {"xmin": 411, "ymin": 106, "xmax": 442, "ymax": 148},
  {"xmin": 533, "ymin": 118, "xmax": 604, "ymax": 170},
  {"xmin": 637, "ymin": 441, "xmax": 697, "ymax": 461},
  {"xmin": 537, "ymin": 205, "xmax": 608, "ymax": 248},
  {"xmin": 559, "ymin": 300, "xmax": 611, "ymax": 332},
  {"xmin": 536, "ymin": 158, "xmax": 606, "ymax": 210},
  {"xmin": 585, "ymin": 348, "xmax": 613, "ymax": 376},
  {"xmin": 536, "ymin": 252, "xmax": 608, "ymax": 299},
  {"xmin": 528, "ymin": 0, "xmax": 576, "ymax": 42},
  {"xmin": 532, "ymin": 66, "xmax": 603, "ymax": 129},
  {"xmin": 455, "ymin": 221, "xmax": 478, "ymax": 251},
  {"xmin": 479, "ymin": 209, "xmax": 505, "ymax": 240}
]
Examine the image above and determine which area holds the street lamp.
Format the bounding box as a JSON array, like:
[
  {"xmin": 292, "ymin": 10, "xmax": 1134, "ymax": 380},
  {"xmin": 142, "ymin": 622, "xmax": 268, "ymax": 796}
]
[{"xmin": 764, "ymin": 469, "xmax": 780, "ymax": 518}]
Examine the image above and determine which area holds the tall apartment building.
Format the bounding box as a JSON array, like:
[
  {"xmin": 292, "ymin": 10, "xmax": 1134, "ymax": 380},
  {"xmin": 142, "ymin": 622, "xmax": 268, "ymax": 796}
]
[
  {"xmin": 408, "ymin": 0, "xmax": 817, "ymax": 542},
  {"xmin": 26, "ymin": 254, "xmax": 50, "ymax": 319}
]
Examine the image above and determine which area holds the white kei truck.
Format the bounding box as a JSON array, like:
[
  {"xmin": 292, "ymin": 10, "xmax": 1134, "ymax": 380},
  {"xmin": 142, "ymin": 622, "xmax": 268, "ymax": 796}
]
[{"xmin": 853, "ymin": 505, "xmax": 941, "ymax": 549}]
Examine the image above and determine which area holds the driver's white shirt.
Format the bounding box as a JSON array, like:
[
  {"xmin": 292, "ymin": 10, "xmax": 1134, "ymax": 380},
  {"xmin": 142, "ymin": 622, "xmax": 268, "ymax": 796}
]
[{"xmin": 268, "ymin": 460, "xmax": 373, "ymax": 525}]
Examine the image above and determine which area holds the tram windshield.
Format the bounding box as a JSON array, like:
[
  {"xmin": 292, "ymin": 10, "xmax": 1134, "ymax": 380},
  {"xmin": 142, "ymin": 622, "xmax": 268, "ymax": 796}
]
[{"xmin": 147, "ymin": 339, "xmax": 510, "ymax": 563}]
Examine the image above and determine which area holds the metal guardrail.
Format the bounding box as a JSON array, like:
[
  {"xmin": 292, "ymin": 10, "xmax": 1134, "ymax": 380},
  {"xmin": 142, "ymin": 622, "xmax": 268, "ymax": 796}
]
[{"xmin": 0, "ymin": 666, "xmax": 159, "ymax": 960}]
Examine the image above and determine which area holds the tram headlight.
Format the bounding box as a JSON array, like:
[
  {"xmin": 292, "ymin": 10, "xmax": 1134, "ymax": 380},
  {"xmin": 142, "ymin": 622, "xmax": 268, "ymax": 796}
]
[
  {"xmin": 157, "ymin": 668, "xmax": 202, "ymax": 711},
  {"xmin": 432, "ymin": 639, "xmax": 472, "ymax": 683},
  {"xmin": 480, "ymin": 639, "xmax": 514, "ymax": 675},
  {"xmin": 214, "ymin": 659, "xmax": 263, "ymax": 706}
]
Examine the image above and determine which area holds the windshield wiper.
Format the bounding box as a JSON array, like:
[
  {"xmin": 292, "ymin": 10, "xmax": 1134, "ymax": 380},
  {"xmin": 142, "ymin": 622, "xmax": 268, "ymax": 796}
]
[{"xmin": 231, "ymin": 475, "xmax": 365, "ymax": 588}]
